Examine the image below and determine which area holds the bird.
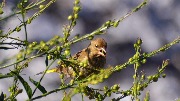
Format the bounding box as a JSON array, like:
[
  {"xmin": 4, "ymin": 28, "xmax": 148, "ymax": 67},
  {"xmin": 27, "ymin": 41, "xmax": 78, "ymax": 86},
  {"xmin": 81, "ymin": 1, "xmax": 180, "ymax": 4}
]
[{"xmin": 37, "ymin": 38, "xmax": 107, "ymax": 79}]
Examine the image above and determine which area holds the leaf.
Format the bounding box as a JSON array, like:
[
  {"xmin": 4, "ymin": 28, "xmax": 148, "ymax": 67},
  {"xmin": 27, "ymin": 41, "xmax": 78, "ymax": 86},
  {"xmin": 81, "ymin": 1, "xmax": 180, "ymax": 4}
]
[
  {"xmin": 0, "ymin": 92, "xmax": 4, "ymax": 101},
  {"xmin": 0, "ymin": 73, "xmax": 13, "ymax": 79},
  {"xmin": 29, "ymin": 77, "xmax": 47, "ymax": 94},
  {"xmin": 12, "ymin": 71, "xmax": 32, "ymax": 99}
]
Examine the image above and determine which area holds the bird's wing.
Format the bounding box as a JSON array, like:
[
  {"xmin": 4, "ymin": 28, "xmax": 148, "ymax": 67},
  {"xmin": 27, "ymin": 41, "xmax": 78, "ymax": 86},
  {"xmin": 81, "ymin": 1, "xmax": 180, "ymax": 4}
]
[
  {"xmin": 36, "ymin": 48, "xmax": 88, "ymax": 75},
  {"xmin": 73, "ymin": 48, "xmax": 88, "ymax": 62}
]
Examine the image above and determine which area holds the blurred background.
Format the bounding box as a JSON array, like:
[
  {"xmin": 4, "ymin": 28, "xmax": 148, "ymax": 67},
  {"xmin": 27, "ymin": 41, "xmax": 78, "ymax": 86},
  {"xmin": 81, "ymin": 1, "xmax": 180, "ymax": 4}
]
[{"xmin": 0, "ymin": 0, "xmax": 180, "ymax": 101}]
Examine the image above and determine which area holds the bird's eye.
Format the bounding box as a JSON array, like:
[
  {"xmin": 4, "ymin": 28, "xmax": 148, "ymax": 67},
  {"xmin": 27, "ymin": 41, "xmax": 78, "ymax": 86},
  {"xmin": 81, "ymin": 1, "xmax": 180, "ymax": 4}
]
[{"xmin": 95, "ymin": 44, "xmax": 98, "ymax": 47}]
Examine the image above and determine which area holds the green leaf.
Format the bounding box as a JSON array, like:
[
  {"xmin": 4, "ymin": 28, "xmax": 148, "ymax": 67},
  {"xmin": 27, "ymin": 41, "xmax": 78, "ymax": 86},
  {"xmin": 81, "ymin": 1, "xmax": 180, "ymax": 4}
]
[
  {"xmin": 12, "ymin": 71, "xmax": 32, "ymax": 99},
  {"xmin": 29, "ymin": 77, "xmax": 47, "ymax": 94},
  {"xmin": 0, "ymin": 73, "xmax": 13, "ymax": 79},
  {"xmin": 0, "ymin": 92, "xmax": 4, "ymax": 101}
]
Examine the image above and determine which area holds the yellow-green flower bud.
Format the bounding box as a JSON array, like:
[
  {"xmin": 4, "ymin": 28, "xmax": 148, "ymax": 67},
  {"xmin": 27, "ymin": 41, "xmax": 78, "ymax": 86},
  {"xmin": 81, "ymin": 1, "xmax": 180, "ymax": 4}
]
[
  {"xmin": 16, "ymin": 26, "xmax": 21, "ymax": 32},
  {"xmin": 74, "ymin": 14, "xmax": 78, "ymax": 19},
  {"xmin": 68, "ymin": 15, "xmax": 73, "ymax": 20},
  {"xmin": 27, "ymin": 18, "xmax": 32, "ymax": 24},
  {"xmin": 39, "ymin": 5, "xmax": 45, "ymax": 9},
  {"xmin": 141, "ymin": 59, "xmax": 146, "ymax": 64},
  {"xmin": 162, "ymin": 74, "xmax": 166, "ymax": 78},
  {"xmin": 74, "ymin": 0, "xmax": 80, "ymax": 5},
  {"xmin": 113, "ymin": 21, "xmax": 119, "ymax": 27},
  {"xmin": 137, "ymin": 38, "xmax": 143, "ymax": 45},
  {"xmin": 103, "ymin": 86, "xmax": 108, "ymax": 91},
  {"xmin": 0, "ymin": 8, "xmax": 3, "ymax": 14},
  {"xmin": 105, "ymin": 20, "xmax": 111, "ymax": 26},
  {"xmin": 60, "ymin": 74, "xmax": 64, "ymax": 79},
  {"xmin": 88, "ymin": 36, "xmax": 94, "ymax": 40},
  {"xmin": 48, "ymin": 55, "xmax": 52, "ymax": 60},
  {"xmin": 73, "ymin": 6, "xmax": 81, "ymax": 12}
]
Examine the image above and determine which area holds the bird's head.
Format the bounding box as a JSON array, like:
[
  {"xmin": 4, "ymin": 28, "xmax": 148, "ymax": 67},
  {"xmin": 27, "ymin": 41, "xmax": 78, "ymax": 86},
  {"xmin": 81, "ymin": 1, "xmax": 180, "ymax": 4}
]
[{"xmin": 86, "ymin": 38, "xmax": 107, "ymax": 67}]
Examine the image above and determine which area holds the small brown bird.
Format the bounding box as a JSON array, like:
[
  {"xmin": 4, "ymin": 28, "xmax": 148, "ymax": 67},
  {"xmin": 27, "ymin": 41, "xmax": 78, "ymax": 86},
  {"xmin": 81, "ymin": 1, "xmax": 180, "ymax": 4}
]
[{"xmin": 38, "ymin": 38, "xmax": 107, "ymax": 79}]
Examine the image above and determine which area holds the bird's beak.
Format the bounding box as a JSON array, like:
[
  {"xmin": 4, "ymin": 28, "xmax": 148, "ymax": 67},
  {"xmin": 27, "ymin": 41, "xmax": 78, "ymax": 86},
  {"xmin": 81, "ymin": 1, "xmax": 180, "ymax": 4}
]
[{"xmin": 98, "ymin": 48, "xmax": 106, "ymax": 57}]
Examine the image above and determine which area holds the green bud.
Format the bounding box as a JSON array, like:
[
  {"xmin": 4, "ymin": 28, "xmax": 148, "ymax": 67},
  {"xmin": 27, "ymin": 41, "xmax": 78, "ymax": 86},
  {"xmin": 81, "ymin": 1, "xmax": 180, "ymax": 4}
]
[
  {"xmin": 44, "ymin": 46, "xmax": 49, "ymax": 51},
  {"xmin": 27, "ymin": 18, "xmax": 32, "ymax": 24},
  {"xmin": 136, "ymin": 62, "xmax": 141, "ymax": 67},
  {"xmin": 74, "ymin": 0, "xmax": 80, "ymax": 5},
  {"xmin": 64, "ymin": 49, "xmax": 70, "ymax": 56},
  {"xmin": 147, "ymin": 76, "xmax": 152, "ymax": 81},
  {"xmin": 49, "ymin": 41, "xmax": 55, "ymax": 46},
  {"xmin": 105, "ymin": 20, "xmax": 111, "ymax": 26},
  {"xmin": 24, "ymin": 62, "xmax": 28, "ymax": 67},
  {"xmin": 107, "ymin": 92, "xmax": 111, "ymax": 97},
  {"xmin": 113, "ymin": 21, "xmax": 119, "ymax": 27},
  {"xmin": 72, "ymin": 21, "xmax": 76, "ymax": 26},
  {"xmin": 144, "ymin": 83, "xmax": 148, "ymax": 88},
  {"xmin": 164, "ymin": 59, "xmax": 169, "ymax": 66},
  {"xmin": 133, "ymin": 74, "xmax": 136, "ymax": 79},
  {"xmin": 137, "ymin": 86, "xmax": 140, "ymax": 91},
  {"xmin": 28, "ymin": 44, "xmax": 33, "ymax": 48},
  {"xmin": 91, "ymin": 80, "xmax": 98, "ymax": 85},
  {"xmin": 98, "ymin": 77, "xmax": 104, "ymax": 82},
  {"xmin": 141, "ymin": 75, "xmax": 145, "ymax": 80},
  {"xmin": 54, "ymin": 35, "xmax": 59, "ymax": 39},
  {"xmin": 17, "ymin": 53, "xmax": 23, "ymax": 59},
  {"xmin": 58, "ymin": 37, "xmax": 64, "ymax": 42},
  {"xmin": 60, "ymin": 74, "xmax": 64, "ymax": 79},
  {"xmin": 54, "ymin": 51, "xmax": 58, "ymax": 55},
  {"xmin": 39, "ymin": 5, "xmax": 45, "ymax": 9},
  {"xmin": 0, "ymin": 8, "xmax": 4, "ymax": 14},
  {"xmin": 152, "ymin": 75, "xmax": 158, "ymax": 82},
  {"xmin": 137, "ymin": 38, "xmax": 143, "ymax": 45},
  {"xmin": 103, "ymin": 74, "xmax": 109, "ymax": 79},
  {"xmin": 162, "ymin": 74, "xmax": 166, "ymax": 78},
  {"xmin": 79, "ymin": 62, "xmax": 84, "ymax": 67},
  {"xmin": 103, "ymin": 86, "xmax": 108, "ymax": 91},
  {"xmin": 57, "ymin": 60, "xmax": 61, "ymax": 64},
  {"xmin": 24, "ymin": 0, "xmax": 28, "ymax": 3},
  {"xmin": 27, "ymin": 49, "xmax": 32, "ymax": 55},
  {"xmin": 141, "ymin": 59, "xmax": 146, "ymax": 64},
  {"xmin": 83, "ymin": 62, "xmax": 88, "ymax": 67},
  {"xmin": 79, "ymin": 71, "xmax": 83, "ymax": 76},
  {"xmin": 128, "ymin": 57, "xmax": 133, "ymax": 62},
  {"xmin": 88, "ymin": 36, "xmax": 94, "ymax": 40},
  {"xmin": 74, "ymin": 13, "xmax": 78, "ymax": 19},
  {"xmin": 134, "ymin": 43, "xmax": 137, "ymax": 48},
  {"xmin": 127, "ymin": 91, "xmax": 130, "ymax": 95},
  {"xmin": 17, "ymin": 3, "xmax": 22, "ymax": 9},
  {"xmin": 142, "ymin": 52, "xmax": 147, "ymax": 56},
  {"xmin": 75, "ymin": 34, "xmax": 79, "ymax": 39},
  {"xmin": 112, "ymin": 84, "xmax": 120, "ymax": 91},
  {"xmin": 68, "ymin": 15, "xmax": 73, "ymax": 20},
  {"xmin": 73, "ymin": 6, "xmax": 81, "ymax": 12},
  {"xmin": 16, "ymin": 26, "xmax": 21, "ymax": 32},
  {"xmin": 98, "ymin": 94, "xmax": 103, "ymax": 100},
  {"xmin": 40, "ymin": 41, "xmax": 45, "ymax": 46},
  {"xmin": 48, "ymin": 55, "xmax": 52, "ymax": 60},
  {"xmin": 70, "ymin": 79, "xmax": 74, "ymax": 84},
  {"xmin": 57, "ymin": 46, "xmax": 61, "ymax": 51},
  {"xmin": 32, "ymin": 41, "xmax": 37, "ymax": 46}
]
